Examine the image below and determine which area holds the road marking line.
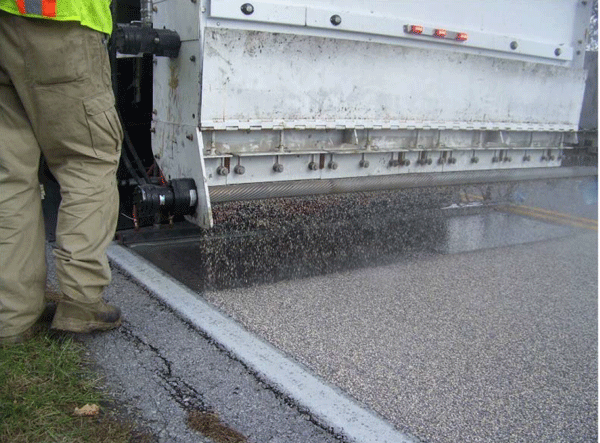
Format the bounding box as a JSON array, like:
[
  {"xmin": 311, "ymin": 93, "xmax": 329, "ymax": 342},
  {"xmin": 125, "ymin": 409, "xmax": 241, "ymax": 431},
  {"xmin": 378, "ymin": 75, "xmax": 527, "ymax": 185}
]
[
  {"xmin": 500, "ymin": 206, "xmax": 598, "ymax": 231},
  {"xmin": 108, "ymin": 244, "xmax": 419, "ymax": 443},
  {"xmin": 507, "ymin": 204, "xmax": 597, "ymax": 226},
  {"xmin": 461, "ymin": 193, "xmax": 484, "ymax": 202},
  {"xmin": 462, "ymin": 193, "xmax": 597, "ymax": 230}
]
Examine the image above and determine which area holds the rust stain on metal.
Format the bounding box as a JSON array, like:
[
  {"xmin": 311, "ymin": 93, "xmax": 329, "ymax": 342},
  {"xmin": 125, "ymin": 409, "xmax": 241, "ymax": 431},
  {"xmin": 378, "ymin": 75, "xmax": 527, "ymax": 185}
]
[{"xmin": 169, "ymin": 64, "xmax": 180, "ymax": 89}]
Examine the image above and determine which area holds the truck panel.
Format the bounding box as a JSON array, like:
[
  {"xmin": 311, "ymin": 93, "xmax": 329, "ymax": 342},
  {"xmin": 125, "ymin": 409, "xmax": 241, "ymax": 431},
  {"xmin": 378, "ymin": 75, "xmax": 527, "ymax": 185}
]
[{"xmin": 147, "ymin": 0, "xmax": 594, "ymax": 228}]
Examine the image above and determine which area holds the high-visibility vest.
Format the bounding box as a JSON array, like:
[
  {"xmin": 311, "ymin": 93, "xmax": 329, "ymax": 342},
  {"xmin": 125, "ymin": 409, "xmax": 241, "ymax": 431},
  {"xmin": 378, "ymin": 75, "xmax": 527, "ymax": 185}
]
[{"xmin": 0, "ymin": 0, "xmax": 113, "ymax": 35}]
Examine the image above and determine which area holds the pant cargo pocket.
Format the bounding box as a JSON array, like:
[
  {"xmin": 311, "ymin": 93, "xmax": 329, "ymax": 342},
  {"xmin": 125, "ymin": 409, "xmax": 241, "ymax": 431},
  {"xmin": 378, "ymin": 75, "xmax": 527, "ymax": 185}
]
[{"xmin": 83, "ymin": 91, "xmax": 123, "ymax": 161}]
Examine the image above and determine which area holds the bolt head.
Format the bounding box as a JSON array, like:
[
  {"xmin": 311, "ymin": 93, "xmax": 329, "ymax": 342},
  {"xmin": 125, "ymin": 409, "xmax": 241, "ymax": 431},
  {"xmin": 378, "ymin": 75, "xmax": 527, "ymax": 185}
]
[
  {"xmin": 241, "ymin": 3, "xmax": 254, "ymax": 15},
  {"xmin": 308, "ymin": 162, "xmax": 318, "ymax": 171},
  {"xmin": 217, "ymin": 166, "xmax": 229, "ymax": 176},
  {"xmin": 273, "ymin": 163, "xmax": 284, "ymax": 173},
  {"xmin": 471, "ymin": 157, "xmax": 479, "ymax": 163},
  {"xmin": 234, "ymin": 165, "xmax": 245, "ymax": 175},
  {"xmin": 328, "ymin": 162, "xmax": 338, "ymax": 170},
  {"xmin": 330, "ymin": 14, "xmax": 342, "ymax": 26},
  {"xmin": 510, "ymin": 41, "xmax": 518, "ymax": 50},
  {"xmin": 359, "ymin": 160, "xmax": 370, "ymax": 168}
]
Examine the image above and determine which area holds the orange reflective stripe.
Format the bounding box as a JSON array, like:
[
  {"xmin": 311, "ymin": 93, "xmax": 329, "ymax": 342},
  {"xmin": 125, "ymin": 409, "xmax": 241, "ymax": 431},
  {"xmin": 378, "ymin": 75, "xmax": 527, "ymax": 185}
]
[
  {"xmin": 41, "ymin": 0, "xmax": 56, "ymax": 17},
  {"xmin": 13, "ymin": 0, "xmax": 56, "ymax": 17},
  {"xmin": 16, "ymin": 0, "xmax": 26, "ymax": 14}
]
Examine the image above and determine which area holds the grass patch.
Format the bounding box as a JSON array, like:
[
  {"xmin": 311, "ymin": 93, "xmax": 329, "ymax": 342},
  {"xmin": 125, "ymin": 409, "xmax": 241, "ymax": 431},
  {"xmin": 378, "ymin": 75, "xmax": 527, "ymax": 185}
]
[{"xmin": 0, "ymin": 332, "xmax": 151, "ymax": 443}]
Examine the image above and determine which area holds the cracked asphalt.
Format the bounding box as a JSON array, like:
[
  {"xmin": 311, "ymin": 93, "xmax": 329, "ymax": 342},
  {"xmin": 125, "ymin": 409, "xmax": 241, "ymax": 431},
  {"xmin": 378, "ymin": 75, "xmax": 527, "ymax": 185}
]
[{"xmin": 46, "ymin": 245, "xmax": 343, "ymax": 443}]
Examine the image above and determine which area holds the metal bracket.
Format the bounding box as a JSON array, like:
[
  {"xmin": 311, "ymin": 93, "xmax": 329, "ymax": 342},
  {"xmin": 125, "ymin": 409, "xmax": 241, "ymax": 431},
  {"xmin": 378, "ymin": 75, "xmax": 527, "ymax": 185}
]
[{"xmin": 185, "ymin": 128, "xmax": 213, "ymax": 229}]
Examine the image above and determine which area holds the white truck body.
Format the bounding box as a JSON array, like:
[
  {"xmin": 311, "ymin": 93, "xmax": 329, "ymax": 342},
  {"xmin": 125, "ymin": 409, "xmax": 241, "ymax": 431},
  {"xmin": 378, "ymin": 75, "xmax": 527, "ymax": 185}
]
[{"xmin": 149, "ymin": 0, "xmax": 593, "ymax": 228}]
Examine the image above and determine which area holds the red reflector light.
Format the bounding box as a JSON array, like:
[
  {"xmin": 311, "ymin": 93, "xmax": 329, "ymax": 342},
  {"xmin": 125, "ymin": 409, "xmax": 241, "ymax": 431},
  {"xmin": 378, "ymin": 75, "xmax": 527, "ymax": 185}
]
[
  {"xmin": 456, "ymin": 32, "xmax": 468, "ymax": 41},
  {"xmin": 410, "ymin": 25, "xmax": 423, "ymax": 34},
  {"xmin": 434, "ymin": 29, "xmax": 447, "ymax": 38}
]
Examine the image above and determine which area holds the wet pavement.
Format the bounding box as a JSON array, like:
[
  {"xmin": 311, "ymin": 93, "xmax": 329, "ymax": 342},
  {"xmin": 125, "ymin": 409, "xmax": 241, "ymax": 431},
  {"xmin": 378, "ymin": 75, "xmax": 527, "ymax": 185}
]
[
  {"xmin": 107, "ymin": 176, "xmax": 596, "ymax": 442},
  {"xmin": 200, "ymin": 230, "xmax": 597, "ymax": 442}
]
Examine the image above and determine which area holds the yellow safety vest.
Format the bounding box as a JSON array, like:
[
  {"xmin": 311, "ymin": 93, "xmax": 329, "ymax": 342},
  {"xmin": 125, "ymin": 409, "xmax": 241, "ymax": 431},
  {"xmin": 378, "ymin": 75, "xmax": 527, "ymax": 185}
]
[{"xmin": 0, "ymin": 0, "xmax": 113, "ymax": 34}]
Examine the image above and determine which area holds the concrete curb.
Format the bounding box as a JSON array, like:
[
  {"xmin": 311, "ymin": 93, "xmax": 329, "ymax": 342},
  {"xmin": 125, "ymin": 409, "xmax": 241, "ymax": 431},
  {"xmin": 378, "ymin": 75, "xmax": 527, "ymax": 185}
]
[{"xmin": 108, "ymin": 243, "xmax": 418, "ymax": 443}]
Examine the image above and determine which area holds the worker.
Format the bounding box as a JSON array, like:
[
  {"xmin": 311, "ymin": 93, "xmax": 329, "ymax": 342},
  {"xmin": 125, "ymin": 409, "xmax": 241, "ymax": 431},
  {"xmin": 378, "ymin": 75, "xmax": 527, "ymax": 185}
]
[{"xmin": 0, "ymin": 0, "xmax": 123, "ymax": 345}]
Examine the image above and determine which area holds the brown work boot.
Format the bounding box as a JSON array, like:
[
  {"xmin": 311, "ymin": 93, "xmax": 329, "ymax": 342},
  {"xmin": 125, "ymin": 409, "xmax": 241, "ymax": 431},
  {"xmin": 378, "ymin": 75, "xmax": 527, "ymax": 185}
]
[{"xmin": 51, "ymin": 299, "xmax": 122, "ymax": 333}]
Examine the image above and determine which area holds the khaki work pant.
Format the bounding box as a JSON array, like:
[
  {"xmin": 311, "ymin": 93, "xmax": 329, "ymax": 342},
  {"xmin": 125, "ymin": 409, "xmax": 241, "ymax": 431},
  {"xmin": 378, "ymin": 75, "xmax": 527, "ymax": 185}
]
[{"xmin": 0, "ymin": 12, "xmax": 123, "ymax": 337}]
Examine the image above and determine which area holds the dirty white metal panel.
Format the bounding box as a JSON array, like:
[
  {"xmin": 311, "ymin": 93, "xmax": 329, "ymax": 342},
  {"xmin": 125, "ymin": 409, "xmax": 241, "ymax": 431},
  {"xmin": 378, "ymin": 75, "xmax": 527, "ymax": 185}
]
[
  {"xmin": 200, "ymin": 28, "xmax": 587, "ymax": 131},
  {"xmin": 211, "ymin": 0, "xmax": 305, "ymax": 27},
  {"xmin": 153, "ymin": 41, "xmax": 201, "ymax": 127},
  {"xmin": 208, "ymin": 0, "xmax": 590, "ymax": 65},
  {"xmin": 153, "ymin": 0, "xmax": 201, "ymax": 41}
]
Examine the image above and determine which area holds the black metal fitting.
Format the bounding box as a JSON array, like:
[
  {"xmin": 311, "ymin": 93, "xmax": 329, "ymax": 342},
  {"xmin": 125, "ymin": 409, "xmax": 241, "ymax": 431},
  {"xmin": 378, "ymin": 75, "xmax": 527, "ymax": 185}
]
[
  {"xmin": 359, "ymin": 159, "xmax": 370, "ymax": 168},
  {"xmin": 241, "ymin": 3, "xmax": 254, "ymax": 15},
  {"xmin": 330, "ymin": 15, "xmax": 342, "ymax": 26},
  {"xmin": 133, "ymin": 178, "xmax": 197, "ymax": 218},
  {"xmin": 273, "ymin": 163, "xmax": 284, "ymax": 173},
  {"xmin": 234, "ymin": 164, "xmax": 246, "ymax": 175},
  {"xmin": 328, "ymin": 161, "xmax": 338, "ymax": 170},
  {"xmin": 114, "ymin": 23, "xmax": 181, "ymax": 58},
  {"xmin": 217, "ymin": 166, "xmax": 229, "ymax": 176},
  {"xmin": 308, "ymin": 161, "xmax": 318, "ymax": 171}
]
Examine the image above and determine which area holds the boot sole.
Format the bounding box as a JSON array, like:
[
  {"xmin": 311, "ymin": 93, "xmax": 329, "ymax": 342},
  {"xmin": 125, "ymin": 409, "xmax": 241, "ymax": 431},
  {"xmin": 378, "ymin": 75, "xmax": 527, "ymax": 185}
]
[{"xmin": 51, "ymin": 317, "xmax": 122, "ymax": 333}]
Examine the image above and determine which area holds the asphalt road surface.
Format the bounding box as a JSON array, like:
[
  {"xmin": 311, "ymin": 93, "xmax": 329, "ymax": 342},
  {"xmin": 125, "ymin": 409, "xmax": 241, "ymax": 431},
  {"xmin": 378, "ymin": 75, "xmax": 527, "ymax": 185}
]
[{"xmin": 48, "ymin": 176, "xmax": 597, "ymax": 442}]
